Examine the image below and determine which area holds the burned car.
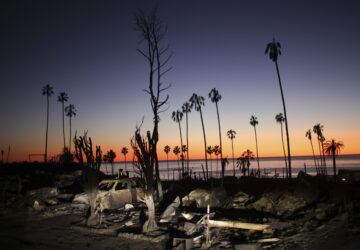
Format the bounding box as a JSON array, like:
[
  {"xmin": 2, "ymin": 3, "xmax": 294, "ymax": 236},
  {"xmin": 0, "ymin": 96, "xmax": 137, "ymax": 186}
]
[{"xmin": 72, "ymin": 178, "xmax": 144, "ymax": 210}]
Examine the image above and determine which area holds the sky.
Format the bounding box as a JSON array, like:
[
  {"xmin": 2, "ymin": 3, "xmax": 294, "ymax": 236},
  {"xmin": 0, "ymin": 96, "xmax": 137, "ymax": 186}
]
[{"xmin": 0, "ymin": 0, "xmax": 359, "ymax": 162}]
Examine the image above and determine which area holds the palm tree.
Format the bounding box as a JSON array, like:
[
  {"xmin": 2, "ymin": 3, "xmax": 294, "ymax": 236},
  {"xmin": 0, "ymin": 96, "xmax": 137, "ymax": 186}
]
[
  {"xmin": 305, "ymin": 129, "xmax": 318, "ymax": 174},
  {"xmin": 182, "ymin": 102, "xmax": 191, "ymax": 173},
  {"xmin": 172, "ymin": 110, "xmax": 185, "ymax": 177},
  {"xmin": 239, "ymin": 149, "xmax": 255, "ymax": 176},
  {"xmin": 265, "ymin": 38, "xmax": 292, "ymax": 178},
  {"xmin": 207, "ymin": 146, "xmax": 214, "ymax": 178},
  {"xmin": 121, "ymin": 147, "xmax": 128, "ymax": 172},
  {"xmin": 275, "ymin": 113, "xmax": 288, "ymax": 178},
  {"xmin": 58, "ymin": 92, "xmax": 68, "ymax": 150},
  {"xmin": 214, "ymin": 145, "xmax": 220, "ymax": 178},
  {"xmin": 164, "ymin": 145, "xmax": 171, "ymax": 180},
  {"xmin": 250, "ymin": 115, "xmax": 260, "ymax": 173},
  {"xmin": 209, "ymin": 88, "xmax": 223, "ymax": 176},
  {"xmin": 227, "ymin": 129, "xmax": 236, "ymax": 176},
  {"xmin": 42, "ymin": 84, "xmax": 53, "ymax": 163},
  {"xmin": 104, "ymin": 149, "xmax": 116, "ymax": 175},
  {"xmin": 324, "ymin": 139, "xmax": 344, "ymax": 180},
  {"xmin": 313, "ymin": 123, "xmax": 326, "ymax": 173},
  {"xmin": 190, "ymin": 93, "xmax": 208, "ymax": 180},
  {"xmin": 65, "ymin": 104, "xmax": 76, "ymax": 153},
  {"xmin": 173, "ymin": 146, "xmax": 180, "ymax": 173}
]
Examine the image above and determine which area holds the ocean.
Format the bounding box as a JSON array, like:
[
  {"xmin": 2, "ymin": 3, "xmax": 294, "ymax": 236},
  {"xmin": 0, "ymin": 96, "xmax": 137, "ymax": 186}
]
[{"xmin": 100, "ymin": 154, "xmax": 360, "ymax": 180}]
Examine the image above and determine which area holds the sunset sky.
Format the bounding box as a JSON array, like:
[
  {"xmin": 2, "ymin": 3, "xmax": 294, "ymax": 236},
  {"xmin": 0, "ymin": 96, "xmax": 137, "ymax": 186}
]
[{"xmin": 1, "ymin": 0, "xmax": 359, "ymax": 162}]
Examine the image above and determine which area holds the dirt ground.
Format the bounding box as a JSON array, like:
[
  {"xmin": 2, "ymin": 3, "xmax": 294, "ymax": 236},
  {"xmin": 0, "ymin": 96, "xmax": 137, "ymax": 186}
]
[{"xmin": 0, "ymin": 211, "xmax": 164, "ymax": 250}]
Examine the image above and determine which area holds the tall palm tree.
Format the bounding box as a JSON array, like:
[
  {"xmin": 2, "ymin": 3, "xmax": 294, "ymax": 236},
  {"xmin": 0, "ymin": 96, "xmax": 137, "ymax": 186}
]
[
  {"xmin": 207, "ymin": 146, "xmax": 214, "ymax": 178},
  {"xmin": 265, "ymin": 38, "xmax": 292, "ymax": 178},
  {"xmin": 275, "ymin": 113, "xmax": 288, "ymax": 178},
  {"xmin": 209, "ymin": 88, "xmax": 223, "ymax": 176},
  {"xmin": 173, "ymin": 146, "xmax": 180, "ymax": 173},
  {"xmin": 189, "ymin": 93, "xmax": 208, "ymax": 180},
  {"xmin": 227, "ymin": 129, "xmax": 236, "ymax": 176},
  {"xmin": 58, "ymin": 92, "xmax": 68, "ymax": 150},
  {"xmin": 172, "ymin": 110, "xmax": 185, "ymax": 178},
  {"xmin": 324, "ymin": 139, "xmax": 344, "ymax": 181},
  {"xmin": 65, "ymin": 104, "xmax": 76, "ymax": 153},
  {"xmin": 214, "ymin": 145, "xmax": 220, "ymax": 178},
  {"xmin": 305, "ymin": 129, "xmax": 318, "ymax": 174},
  {"xmin": 104, "ymin": 149, "xmax": 116, "ymax": 175},
  {"xmin": 42, "ymin": 84, "xmax": 53, "ymax": 163},
  {"xmin": 164, "ymin": 145, "xmax": 171, "ymax": 180},
  {"xmin": 182, "ymin": 102, "xmax": 191, "ymax": 173},
  {"xmin": 313, "ymin": 123, "xmax": 326, "ymax": 173},
  {"xmin": 121, "ymin": 147, "xmax": 128, "ymax": 172},
  {"xmin": 250, "ymin": 115, "xmax": 260, "ymax": 173}
]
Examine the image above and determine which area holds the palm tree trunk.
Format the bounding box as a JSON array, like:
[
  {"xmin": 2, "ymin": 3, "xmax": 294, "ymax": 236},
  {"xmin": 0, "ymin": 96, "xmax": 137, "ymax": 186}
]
[
  {"xmin": 177, "ymin": 121, "xmax": 185, "ymax": 178},
  {"xmin": 45, "ymin": 95, "xmax": 49, "ymax": 163},
  {"xmin": 69, "ymin": 116, "xmax": 72, "ymax": 153},
  {"xmin": 332, "ymin": 151, "xmax": 336, "ymax": 181},
  {"xmin": 317, "ymin": 139, "xmax": 323, "ymax": 173},
  {"xmin": 199, "ymin": 108, "xmax": 208, "ymax": 181},
  {"xmin": 124, "ymin": 155, "xmax": 127, "ymax": 172},
  {"xmin": 231, "ymin": 140, "xmax": 235, "ymax": 176},
  {"xmin": 280, "ymin": 123, "xmax": 288, "ymax": 178},
  {"xmin": 275, "ymin": 61, "xmax": 291, "ymax": 179},
  {"xmin": 186, "ymin": 111, "xmax": 189, "ymax": 173},
  {"xmin": 321, "ymin": 141, "xmax": 327, "ymax": 174},
  {"xmin": 166, "ymin": 154, "xmax": 169, "ymax": 180},
  {"xmin": 215, "ymin": 102, "xmax": 223, "ymax": 176},
  {"xmin": 62, "ymin": 102, "xmax": 66, "ymax": 150},
  {"xmin": 254, "ymin": 126, "xmax": 260, "ymax": 172},
  {"xmin": 310, "ymin": 139, "xmax": 318, "ymax": 174}
]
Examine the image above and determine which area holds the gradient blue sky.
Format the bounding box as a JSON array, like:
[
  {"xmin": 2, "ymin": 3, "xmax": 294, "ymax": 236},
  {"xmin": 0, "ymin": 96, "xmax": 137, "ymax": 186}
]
[{"xmin": 1, "ymin": 0, "xmax": 359, "ymax": 162}]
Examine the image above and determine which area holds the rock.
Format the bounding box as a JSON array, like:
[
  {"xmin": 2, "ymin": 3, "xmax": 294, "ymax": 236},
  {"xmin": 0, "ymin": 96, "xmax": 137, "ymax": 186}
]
[
  {"xmin": 44, "ymin": 198, "xmax": 59, "ymax": 206},
  {"xmin": 232, "ymin": 192, "xmax": 252, "ymax": 209},
  {"xmin": 72, "ymin": 193, "xmax": 89, "ymax": 205},
  {"xmin": 124, "ymin": 203, "xmax": 134, "ymax": 210},
  {"xmin": 182, "ymin": 187, "xmax": 227, "ymax": 208},
  {"xmin": 27, "ymin": 187, "xmax": 59, "ymax": 199},
  {"xmin": 33, "ymin": 200, "xmax": 45, "ymax": 211},
  {"xmin": 57, "ymin": 193, "xmax": 74, "ymax": 202}
]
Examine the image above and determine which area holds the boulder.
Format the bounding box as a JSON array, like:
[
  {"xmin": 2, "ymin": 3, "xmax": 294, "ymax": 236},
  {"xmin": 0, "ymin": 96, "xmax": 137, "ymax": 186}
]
[
  {"xmin": 27, "ymin": 187, "xmax": 59, "ymax": 199},
  {"xmin": 232, "ymin": 192, "xmax": 252, "ymax": 209}
]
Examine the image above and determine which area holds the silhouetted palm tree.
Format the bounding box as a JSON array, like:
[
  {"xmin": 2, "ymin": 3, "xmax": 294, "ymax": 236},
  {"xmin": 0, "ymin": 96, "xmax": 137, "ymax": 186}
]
[
  {"xmin": 238, "ymin": 149, "xmax": 255, "ymax": 176},
  {"xmin": 173, "ymin": 146, "xmax": 180, "ymax": 171},
  {"xmin": 182, "ymin": 102, "xmax": 191, "ymax": 173},
  {"xmin": 324, "ymin": 139, "xmax": 344, "ymax": 180},
  {"xmin": 305, "ymin": 129, "xmax": 318, "ymax": 174},
  {"xmin": 104, "ymin": 149, "xmax": 116, "ymax": 175},
  {"xmin": 250, "ymin": 115, "xmax": 260, "ymax": 172},
  {"xmin": 121, "ymin": 147, "xmax": 128, "ymax": 172},
  {"xmin": 227, "ymin": 129, "xmax": 236, "ymax": 176},
  {"xmin": 164, "ymin": 145, "xmax": 171, "ymax": 180},
  {"xmin": 313, "ymin": 123, "xmax": 326, "ymax": 173},
  {"xmin": 207, "ymin": 146, "xmax": 214, "ymax": 178},
  {"xmin": 214, "ymin": 145, "xmax": 220, "ymax": 178},
  {"xmin": 266, "ymin": 38, "xmax": 292, "ymax": 178},
  {"xmin": 58, "ymin": 92, "xmax": 68, "ymax": 150},
  {"xmin": 65, "ymin": 104, "xmax": 76, "ymax": 153},
  {"xmin": 190, "ymin": 93, "xmax": 208, "ymax": 180},
  {"xmin": 42, "ymin": 84, "xmax": 53, "ymax": 163},
  {"xmin": 172, "ymin": 110, "xmax": 185, "ymax": 177},
  {"xmin": 275, "ymin": 113, "xmax": 288, "ymax": 178},
  {"xmin": 209, "ymin": 88, "xmax": 223, "ymax": 176}
]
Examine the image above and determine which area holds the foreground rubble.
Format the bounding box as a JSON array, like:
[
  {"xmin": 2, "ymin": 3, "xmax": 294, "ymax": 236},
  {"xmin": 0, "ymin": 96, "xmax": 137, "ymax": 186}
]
[{"xmin": 1, "ymin": 165, "xmax": 360, "ymax": 249}]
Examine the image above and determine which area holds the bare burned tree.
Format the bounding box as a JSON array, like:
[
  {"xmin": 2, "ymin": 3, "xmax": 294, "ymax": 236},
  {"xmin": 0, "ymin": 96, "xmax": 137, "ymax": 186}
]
[
  {"xmin": 74, "ymin": 131, "xmax": 102, "ymax": 227},
  {"xmin": 131, "ymin": 125, "xmax": 157, "ymax": 232},
  {"xmin": 134, "ymin": 8, "xmax": 172, "ymax": 200}
]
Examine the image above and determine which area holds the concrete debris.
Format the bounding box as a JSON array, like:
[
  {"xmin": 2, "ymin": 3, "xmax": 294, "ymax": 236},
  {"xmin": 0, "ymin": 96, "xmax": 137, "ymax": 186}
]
[
  {"xmin": 182, "ymin": 187, "xmax": 227, "ymax": 208},
  {"xmin": 160, "ymin": 196, "xmax": 180, "ymax": 223}
]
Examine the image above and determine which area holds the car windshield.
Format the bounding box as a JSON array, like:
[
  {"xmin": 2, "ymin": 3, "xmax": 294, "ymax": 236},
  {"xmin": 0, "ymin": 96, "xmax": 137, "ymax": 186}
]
[{"xmin": 99, "ymin": 182, "xmax": 114, "ymax": 191}]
